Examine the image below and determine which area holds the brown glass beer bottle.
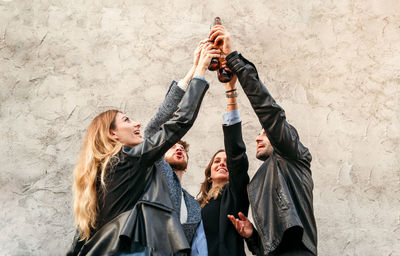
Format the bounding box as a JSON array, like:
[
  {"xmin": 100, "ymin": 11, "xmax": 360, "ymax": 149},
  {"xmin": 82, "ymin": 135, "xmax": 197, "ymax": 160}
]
[
  {"xmin": 208, "ymin": 17, "xmax": 222, "ymax": 71},
  {"xmin": 217, "ymin": 65, "xmax": 233, "ymax": 83},
  {"xmin": 208, "ymin": 17, "xmax": 233, "ymax": 82}
]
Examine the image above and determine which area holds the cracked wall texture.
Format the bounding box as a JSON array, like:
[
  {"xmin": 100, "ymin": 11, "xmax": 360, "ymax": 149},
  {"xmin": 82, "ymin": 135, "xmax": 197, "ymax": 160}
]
[{"xmin": 0, "ymin": 0, "xmax": 399, "ymax": 255}]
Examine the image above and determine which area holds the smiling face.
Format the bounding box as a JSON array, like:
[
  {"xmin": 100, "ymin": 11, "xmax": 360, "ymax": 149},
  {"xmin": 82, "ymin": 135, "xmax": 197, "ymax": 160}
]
[
  {"xmin": 164, "ymin": 143, "xmax": 188, "ymax": 171},
  {"xmin": 210, "ymin": 151, "xmax": 229, "ymax": 186},
  {"xmin": 109, "ymin": 112, "xmax": 143, "ymax": 147},
  {"xmin": 255, "ymin": 129, "xmax": 274, "ymax": 161}
]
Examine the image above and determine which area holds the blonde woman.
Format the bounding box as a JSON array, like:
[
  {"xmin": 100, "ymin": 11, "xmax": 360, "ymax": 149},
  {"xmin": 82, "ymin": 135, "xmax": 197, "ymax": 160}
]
[
  {"xmin": 68, "ymin": 42, "xmax": 219, "ymax": 255},
  {"xmin": 197, "ymin": 70, "xmax": 250, "ymax": 256}
]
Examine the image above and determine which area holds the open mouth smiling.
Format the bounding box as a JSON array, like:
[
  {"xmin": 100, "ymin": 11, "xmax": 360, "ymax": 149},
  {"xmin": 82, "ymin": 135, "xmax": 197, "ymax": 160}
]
[{"xmin": 217, "ymin": 167, "xmax": 228, "ymax": 174}]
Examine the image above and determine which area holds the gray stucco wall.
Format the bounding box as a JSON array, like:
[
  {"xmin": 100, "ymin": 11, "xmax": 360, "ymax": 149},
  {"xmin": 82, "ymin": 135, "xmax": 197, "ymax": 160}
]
[{"xmin": 0, "ymin": 0, "xmax": 399, "ymax": 255}]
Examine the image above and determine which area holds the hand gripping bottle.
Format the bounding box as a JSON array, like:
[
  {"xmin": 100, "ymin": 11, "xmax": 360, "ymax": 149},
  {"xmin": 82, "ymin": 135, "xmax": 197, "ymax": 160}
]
[
  {"xmin": 207, "ymin": 17, "xmax": 233, "ymax": 83},
  {"xmin": 208, "ymin": 17, "xmax": 222, "ymax": 71}
]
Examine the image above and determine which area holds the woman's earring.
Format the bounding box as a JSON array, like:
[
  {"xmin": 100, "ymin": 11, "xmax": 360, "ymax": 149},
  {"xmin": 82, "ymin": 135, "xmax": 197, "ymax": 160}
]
[{"xmin": 207, "ymin": 177, "xmax": 212, "ymax": 183}]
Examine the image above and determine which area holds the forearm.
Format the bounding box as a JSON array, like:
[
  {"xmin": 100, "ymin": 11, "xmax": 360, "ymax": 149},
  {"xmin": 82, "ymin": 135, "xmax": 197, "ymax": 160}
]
[
  {"xmin": 223, "ymin": 123, "xmax": 249, "ymax": 210},
  {"xmin": 144, "ymin": 62, "xmax": 201, "ymax": 139},
  {"xmin": 144, "ymin": 81, "xmax": 185, "ymax": 138},
  {"xmin": 222, "ymin": 75, "xmax": 248, "ymax": 200},
  {"xmin": 182, "ymin": 65, "xmax": 197, "ymax": 87},
  {"xmin": 226, "ymin": 51, "xmax": 305, "ymax": 159},
  {"xmin": 124, "ymin": 78, "xmax": 209, "ymax": 163},
  {"xmin": 225, "ymin": 77, "xmax": 238, "ymax": 112},
  {"xmin": 226, "ymin": 51, "xmax": 281, "ymax": 130}
]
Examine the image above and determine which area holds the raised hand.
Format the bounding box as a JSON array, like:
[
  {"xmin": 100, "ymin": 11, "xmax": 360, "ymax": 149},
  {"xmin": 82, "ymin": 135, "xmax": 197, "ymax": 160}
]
[
  {"xmin": 193, "ymin": 39, "xmax": 209, "ymax": 67},
  {"xmin": 227, "ymin": 212, "xmax": 254, "ymax": 238},
  {"xmin": 209, "ymin": 25, "xmax": 234, "ymax": 55},
  {"xmin": 194, "ymin": 42, "xmax": 221, "ymax": 77}
]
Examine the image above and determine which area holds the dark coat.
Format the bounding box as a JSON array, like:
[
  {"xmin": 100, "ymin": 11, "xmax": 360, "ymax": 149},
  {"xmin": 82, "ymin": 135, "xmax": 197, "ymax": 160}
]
[
  {"xmin": 67, "ymin": 78, "xmax": 209, "ymax": 256},
  {"xmin": 202, "ymin": 122, "xmax": 250, "ymax": 256},
  {"xmin": 226, "ymin": 52, "xmax": 318, "ymax": 255}
]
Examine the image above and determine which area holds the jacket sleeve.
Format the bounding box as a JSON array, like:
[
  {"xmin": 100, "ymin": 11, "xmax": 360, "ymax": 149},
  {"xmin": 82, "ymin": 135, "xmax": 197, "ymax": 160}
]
[
  {"xmin": 144, "ymin": 81, "xmax": 185, "ymax": 138},
  {"xmin": 226, "ymin": 51, "xmax": 311, "ymax": 161},
  {"xmin": 245, "ymin": 226, "xmax": 263, "ymax": 255},
  {"xmin": 223, "ymin": 122, "xmax": 249, "ymax": 214},
  {"xmin": 123, "ymin": 78, "xmax": 209, "ymax": 165}
]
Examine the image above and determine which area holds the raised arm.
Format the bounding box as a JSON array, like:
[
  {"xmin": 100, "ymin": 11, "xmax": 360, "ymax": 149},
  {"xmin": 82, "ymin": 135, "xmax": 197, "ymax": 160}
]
[
  {"xmin": 144, "ymin": 81, "xmax": 184, "ymax": 139},
  {"xmin": 144, "ymin": 40, "xmax": 208, "ymax": 138},
  {"xmin": 226, "ymin": 52, "xmax": 310, "ymax": 160},
  {"xmin": 220, "ymin": 67, "xmax": 249, "ymax": 208},
  {"xmin": 211, "ymin": 25, "xmax": 310, "ymax": 160},
  {"xmin": 124, "ymin": 43, "xmax": 221, "ymax": 165}
]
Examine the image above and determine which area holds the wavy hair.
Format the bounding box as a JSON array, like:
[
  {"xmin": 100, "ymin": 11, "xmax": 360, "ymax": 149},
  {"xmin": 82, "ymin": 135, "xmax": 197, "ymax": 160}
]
[
  {"xmin": 72, "ymin": 109, "xmax": 122, "ymax": 241},
  {"xmin": 197, "ymin": 149, "xmax": 226, "ymax": 208}
]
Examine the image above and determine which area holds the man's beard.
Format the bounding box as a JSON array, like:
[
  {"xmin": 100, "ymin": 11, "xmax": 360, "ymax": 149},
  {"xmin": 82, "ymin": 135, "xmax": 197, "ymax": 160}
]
[
  {"xmin": 256, "ymin": 151, "xmax": 269, "ymax": 161},
  {"xmin": 256, "ymin": 146, "xmax": 273, "ymax": 161},
  {"xmin": 167, "ymin": 159, "xmax": 188, "ymax": 171}
]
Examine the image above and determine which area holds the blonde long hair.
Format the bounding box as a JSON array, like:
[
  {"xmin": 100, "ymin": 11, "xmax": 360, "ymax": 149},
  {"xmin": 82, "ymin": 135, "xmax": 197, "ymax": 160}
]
[
  {"xmin": 197, "ymin": 149, "xmax": 227, "ymax": 208},
  {"xmin": 72, "ymin": 109, "xmax": 122, "ymax": 241}
]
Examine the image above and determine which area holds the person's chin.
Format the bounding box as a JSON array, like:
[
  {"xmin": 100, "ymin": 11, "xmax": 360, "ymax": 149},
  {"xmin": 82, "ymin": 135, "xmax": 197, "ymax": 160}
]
[
  {"xmin": 256, "ymin": 151, "xmax": 268, "ymax": 161},
  {"xmin": 169, "ymin": 161, "xmax": 187, "ymax": 171},
  {"xmin": 174, "ymin": 156, "xmax": 184, "ymax": 162},
  {"xmin": 214, "ymin": 176, "xmax": 229, "ymax": 184},
  {"xmin": 216, "ymin": 172, "xmax": 229, "ymax": 179}
]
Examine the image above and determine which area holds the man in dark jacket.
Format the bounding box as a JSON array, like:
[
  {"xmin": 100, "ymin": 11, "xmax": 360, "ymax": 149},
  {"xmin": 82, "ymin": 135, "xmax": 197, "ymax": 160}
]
[{"xmin": 211, "ymin": 26, "xmax": 318, "ymax": 255}]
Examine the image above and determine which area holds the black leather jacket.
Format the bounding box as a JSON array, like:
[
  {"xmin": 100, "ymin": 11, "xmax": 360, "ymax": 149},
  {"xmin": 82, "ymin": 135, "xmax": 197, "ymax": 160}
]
[
  {"xmin": 226, "ymin": 52, "xmax": 317, "ymax": 255},
  {"xmin": 67, "ymin": 78, "xmax": 209, "ymax": 256}
]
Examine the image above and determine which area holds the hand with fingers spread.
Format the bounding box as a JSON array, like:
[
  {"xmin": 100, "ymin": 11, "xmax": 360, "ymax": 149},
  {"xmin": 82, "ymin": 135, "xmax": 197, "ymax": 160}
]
[
  {"xmin": 209, "ymin": 25, "xmax": 234, "ymax": 56},
  {"xmin": 228, "ymin": 212, "xmax": 254, "ymax": 238},
  {"xmin": 194, "ymin": 42, "xmax": 221, "ymax": 77}
]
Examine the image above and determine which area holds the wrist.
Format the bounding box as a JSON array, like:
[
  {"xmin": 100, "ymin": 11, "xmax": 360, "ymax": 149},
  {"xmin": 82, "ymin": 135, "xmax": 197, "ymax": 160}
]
[
  {"xmin": 225, "ymin": 45, "xmax": 234, "ymax": 55},
  {"xmin": 188, "ymin": 65, "xmax": 196, "ymax": 77},
  {"xmin": 225, "ymin": 84, "xmax": 236, "ymax": 90},
  {"xmin": 246, "ymin": 226, "xmax": 255, "ymax": 239},
  {"xmin": 194, "ymin": 66, "xmax": 206, "ymax": 77},
  {"xmin": 226, "ymin": 91, "xmax": 238, "ymax": 98},
  {"xmin": 226, "ymin": 50, "xmax": 239, "ymax": 61}
]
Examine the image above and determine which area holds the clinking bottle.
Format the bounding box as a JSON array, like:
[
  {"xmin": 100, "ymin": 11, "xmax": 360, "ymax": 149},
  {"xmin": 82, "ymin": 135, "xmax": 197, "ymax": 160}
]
[{"xmin": 207, "ymin": 17, "xmax": 233, "ymax": 83}]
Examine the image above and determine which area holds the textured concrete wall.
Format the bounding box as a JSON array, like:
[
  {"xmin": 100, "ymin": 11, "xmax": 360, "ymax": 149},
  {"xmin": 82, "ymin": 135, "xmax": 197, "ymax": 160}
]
[{"xmin": 0, "ymin": 0, "xmax": 399, "ymax": 255}]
